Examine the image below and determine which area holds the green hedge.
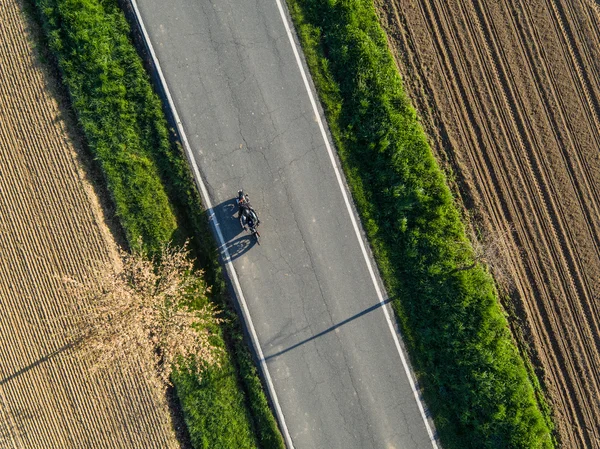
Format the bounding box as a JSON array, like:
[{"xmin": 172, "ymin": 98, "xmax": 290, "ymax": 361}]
[
  {"xmin": 285, "ymin": 0, "xmax": 554, "ymax": 447},
  {"xmin": 32, "ymin": 0, "xmax": 283, "ymax": 447}
]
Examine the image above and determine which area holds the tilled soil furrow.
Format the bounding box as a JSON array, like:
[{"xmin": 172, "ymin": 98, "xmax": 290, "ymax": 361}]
[
  {"xmin": 564, "ymin": 2, "xmax": 600, "ymax": 224},
  {"xmin": 58, "ymin": 362, "xmax": 139, "ymax": 449},
  {"xmin": 17, "ymin": 143, "xmax": 107, "ymax": 277},
  {"xmin": 0, "ymin": 388, "xmax": 22, "ymax": 449},
  {"xmin": 0, "ymin": 42, "xmax": 111, "ymax": 277},
  {"xmin": 0, "ymin": 302, "xmax": 69, "ymax": 447},
  {"xmin": 470, "ymin": 0, "xmax": 600, "ymax": 416},
  {"xmin": 0, "ymin": 218, "xmax": 96, "ymax": 446},
  {"xmin": 533, "ymin": 0, "xmax": 600, "ymax": 249},
  {"xmin": 546, "ymin": 0, "xmax": 600, "ymax": 131},
  {"xmin": 513, "ymin": 0, "xmax": 600, "ymax": 386},
  {"xmin": 0, "ymin": 141, "xmax": 90, "ymax": 318},
  {"xmin": 500, "ymin": 3, "xmax": 600, "ymax": 443},
  {"xmin": 103, "ymin": 361, "xmax": 170, "ymax": 448},
  {"xmin": 10, "ymin": 117, "xmax": 97, "ymax": 255},
  {"xmin": 44, "ymin": 347, "xmax": 123, "ymax": 447},
  {"xmin": 529, "ymin": 0, "xmax": 600, "ymax": 264},
  {"xmin": 9, "ymin": 373, "xmax": 69, "ymax": 448},
  {"xmin": 573, "ymin": 1, "xmax": 600, "ymax": 87}
]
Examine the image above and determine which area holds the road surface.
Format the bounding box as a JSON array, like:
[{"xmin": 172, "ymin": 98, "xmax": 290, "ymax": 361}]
[{"xmin": 133, "ymin": 0, "xmax": 437, "ymax": 447}]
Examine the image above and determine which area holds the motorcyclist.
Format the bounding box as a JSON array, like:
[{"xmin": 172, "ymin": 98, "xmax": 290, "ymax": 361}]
[{"xmin": 237, "ymin": 189, "xmax": 260, "ymax": 231}]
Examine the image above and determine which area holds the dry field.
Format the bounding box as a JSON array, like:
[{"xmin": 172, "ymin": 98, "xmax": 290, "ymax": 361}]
[
  {"xmin": 0, "ymin": 1, "xmax": 179, "ymax": 447},
  {"xmin": 375, "ymin": 0, "xmax": 600, "ymax": 447}
]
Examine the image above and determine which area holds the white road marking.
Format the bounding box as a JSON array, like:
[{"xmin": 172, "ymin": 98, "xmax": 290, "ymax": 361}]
[
  {"xmin": 272, "ymin": 0, "xmax": 439, "ymax": 446},
  {"xmin": 127, "ymin": 1, "xmax": 295, "ymax": 447}
]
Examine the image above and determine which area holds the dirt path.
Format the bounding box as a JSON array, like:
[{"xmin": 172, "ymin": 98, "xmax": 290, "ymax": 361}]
[
  {"xmin": 375, "ymin": 0, "xmax": 600, "ymax": 447},
  {"xmin": 0, "ymin": 1, "xmax": 179, "ymax": 447}
]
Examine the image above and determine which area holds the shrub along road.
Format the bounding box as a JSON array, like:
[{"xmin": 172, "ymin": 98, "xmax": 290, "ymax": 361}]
[{"xmin": 133, "ymin": 0, "xmax": 436, "ymax": 447}]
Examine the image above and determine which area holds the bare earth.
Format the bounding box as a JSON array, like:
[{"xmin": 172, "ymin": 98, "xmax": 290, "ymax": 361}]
[
  {"xmin": 0, "ymin": 1, "xmax": 179, "ymax": 447},
  {"xmin": 375, "ymin": 0, "xmax": 600, "ymax": 447}
]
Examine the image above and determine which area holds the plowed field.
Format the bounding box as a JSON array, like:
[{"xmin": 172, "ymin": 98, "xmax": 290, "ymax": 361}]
[
  {"xmin": 375, "ymin": 0, "xmax": 600, "ymax": 447},
  {"xmin": 0, "ymin": 1, "xmax": 179, "ymax": 447}
]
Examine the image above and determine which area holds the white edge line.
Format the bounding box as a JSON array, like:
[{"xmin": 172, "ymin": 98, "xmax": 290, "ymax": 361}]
[
  {"xmin": 127, "ymin": 1, "xmax": 295, "ymax": 447},
  {"xmin": 272, "ymin": 0, "xmax": 439, "ymax": 447}
]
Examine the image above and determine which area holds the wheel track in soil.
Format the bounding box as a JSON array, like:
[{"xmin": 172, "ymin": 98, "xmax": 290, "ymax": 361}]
[
  {"xmin": 472, "ymin": 0, "xmax": 595, "ymax": 422},
  {"xmin": 508, "ymin": 1, "xmax": 600, "ymax": 438},
  {"xmin": 534, "ymin": 0, "xmax": 600, "ymax": 267},
  {"xmin": 0, "ymin": 1, "xmax": 179, "ymax": 447},
  {"xmin": 375, "ymin": 0, "xmax": 600, "ymax": 447}
]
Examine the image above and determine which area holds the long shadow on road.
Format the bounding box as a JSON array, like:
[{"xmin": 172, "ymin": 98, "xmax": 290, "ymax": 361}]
[{"xmin": 263, "ymin": 298, "xmax": 393, "ymax": 362}]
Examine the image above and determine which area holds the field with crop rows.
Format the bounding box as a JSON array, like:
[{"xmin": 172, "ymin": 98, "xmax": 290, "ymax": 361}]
[
  {"xmin": 0, "ymin": 1, "xmax": 179, "ymax": 447},
  {"xmin": 376, "ymin": 0, "xmax": 600, "ymax": 447}
]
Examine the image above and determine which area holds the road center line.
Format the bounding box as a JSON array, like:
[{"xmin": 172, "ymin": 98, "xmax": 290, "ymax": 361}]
[
  {"xmin": 127, "ymin": 1, "xmax": 294, "ymax": 447},
  {"xmin": 272, "ymin": 0, "xmax": 439, "ymax": 446}
]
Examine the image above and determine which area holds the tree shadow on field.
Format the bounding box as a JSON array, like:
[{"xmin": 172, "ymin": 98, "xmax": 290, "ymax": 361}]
[
  {"xmin": 165, "ymin": 385, "xmax": 193, "ymax": 449},
  {"xmin": 212, "ymin": 198, "xmax": 259, "ymax": 262},
  {"xmin": 0, "ymin": 343, "xmax": 72, "ymax": 386}
]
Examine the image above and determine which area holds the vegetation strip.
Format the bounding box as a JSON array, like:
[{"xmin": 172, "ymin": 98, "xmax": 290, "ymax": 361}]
[
  {"xmin": 284, "ymin": 0, "xmax": 553, "ymax": 447},
  {"xmin": 31, "ymin": 0, "xmax": 284, "ymax": 447}
]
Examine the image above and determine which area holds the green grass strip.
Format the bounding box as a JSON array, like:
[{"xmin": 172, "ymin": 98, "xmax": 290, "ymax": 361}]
[
  {"xmin": 31, "ymin": 0, "xmax": 284, "ymax": 447},
  {"xmin": 285, "ymin": 0, "xmax": 554, "ymax": 447}
]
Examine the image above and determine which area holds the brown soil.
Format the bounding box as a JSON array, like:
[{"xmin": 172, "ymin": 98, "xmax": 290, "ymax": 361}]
[
  {"xmin": 0, "ymin": 1, "xmax": 179, "ymax": 447},
  {"xmin": 375, "ymin": 0, "xmax": 600, "ymax": 448}
]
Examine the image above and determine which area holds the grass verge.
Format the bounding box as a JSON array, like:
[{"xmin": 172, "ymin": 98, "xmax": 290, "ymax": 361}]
[
  {"xmin": 31, "ymin": 0, "xmax": 284, "ymax": 447},
  {"xmin": 284, "ymin": 0, "xmax": 554, "ymax": 447}
]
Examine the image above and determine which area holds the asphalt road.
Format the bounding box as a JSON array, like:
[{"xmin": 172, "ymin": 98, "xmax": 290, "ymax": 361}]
[{"xmin": 134, "ymin": 0, "xmax": 436, "ymax": 447}]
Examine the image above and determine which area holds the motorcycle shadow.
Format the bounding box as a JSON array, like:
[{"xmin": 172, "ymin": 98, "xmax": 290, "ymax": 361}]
[{"xmin": 214, "ymin": 198, "xmax": 259, "ymax": 261}]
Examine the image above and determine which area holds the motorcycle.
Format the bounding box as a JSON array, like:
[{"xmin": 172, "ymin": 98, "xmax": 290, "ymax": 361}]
[
  {"xmin": 247, "ymin": 218, "xmax": 261, "ymax": 245},
  {"xmin": 237, "ymin": 190, "xmax": 261, "ymax": 245}
]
